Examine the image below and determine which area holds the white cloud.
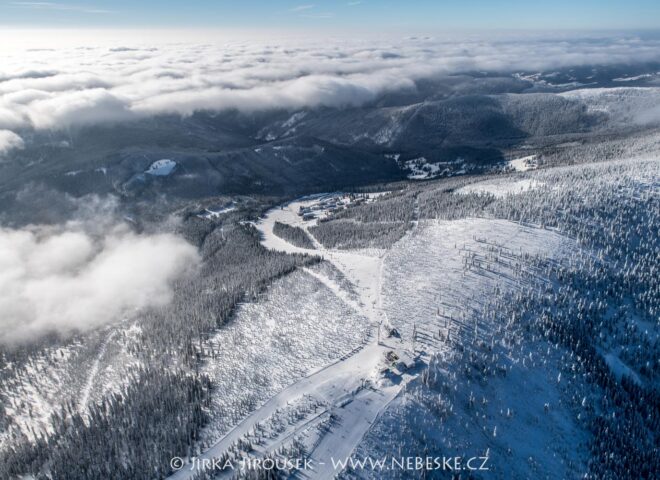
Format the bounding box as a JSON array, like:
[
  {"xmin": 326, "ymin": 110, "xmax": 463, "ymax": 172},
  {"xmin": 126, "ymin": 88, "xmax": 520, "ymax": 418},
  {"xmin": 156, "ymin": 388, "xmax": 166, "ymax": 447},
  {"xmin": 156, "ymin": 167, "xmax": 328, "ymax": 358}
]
[
  {"xmin": 27, "ymin": 88, "xmax": 134, "ymax": 129},
  {"xmin": 1, "ymin": 33, "xmax": 660, "ymax": 141},
  {"xmin": 0, "ymin": 130, "xmax": 24, "ymax": 156},
  {"xmin": 0, "ymin": 224, "xmax": 199, "ymax": 344},
  {"xmin": 290, "ymin": 4, "xmax": 314, "ymax": 12}
]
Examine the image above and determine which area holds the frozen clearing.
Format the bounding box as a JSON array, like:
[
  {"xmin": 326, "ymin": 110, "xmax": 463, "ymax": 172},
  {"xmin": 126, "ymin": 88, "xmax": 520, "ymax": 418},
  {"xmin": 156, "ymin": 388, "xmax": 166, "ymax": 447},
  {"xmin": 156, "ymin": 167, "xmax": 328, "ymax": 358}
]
[
  {"xmin": 457, "ymin": 178, "xmax": 544, "ymax": 197},
  {"xmin": 197, "ymin": 204, "xmax": 236, "ymax": 220},
  {"xmin": 508, "ymin": 154, "xmax": 537, "ymax": 172},
  {"xmin": 145, "ymin": 159, "xmax": 177, "ymax": 176},
  {"xmin": 383, "ymin": 218, "xmax": 575, "ymax": 347},
  {"xmin": 197, "ymin": 267, "xmax": 371, "ymax": 442}
]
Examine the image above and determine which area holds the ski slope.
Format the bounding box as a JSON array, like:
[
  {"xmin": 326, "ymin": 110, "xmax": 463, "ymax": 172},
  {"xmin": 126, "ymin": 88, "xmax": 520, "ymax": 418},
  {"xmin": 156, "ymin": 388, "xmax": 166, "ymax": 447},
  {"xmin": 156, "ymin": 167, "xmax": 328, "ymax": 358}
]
[
  {"xmin": 169, "ymin": 201, "xmax": 410, "ymax": 480},
  {"xmin": 168, "ymin": 194, "xmax": 583, "ymax": 480}
]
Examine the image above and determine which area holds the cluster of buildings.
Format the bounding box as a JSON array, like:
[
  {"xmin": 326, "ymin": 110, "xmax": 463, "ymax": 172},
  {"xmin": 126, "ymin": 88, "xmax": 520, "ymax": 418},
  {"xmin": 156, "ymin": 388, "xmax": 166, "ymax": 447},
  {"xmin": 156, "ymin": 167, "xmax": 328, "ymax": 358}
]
[{"xmin": 297, "ymin": 193, "xmax": 366, "ymax": 221}]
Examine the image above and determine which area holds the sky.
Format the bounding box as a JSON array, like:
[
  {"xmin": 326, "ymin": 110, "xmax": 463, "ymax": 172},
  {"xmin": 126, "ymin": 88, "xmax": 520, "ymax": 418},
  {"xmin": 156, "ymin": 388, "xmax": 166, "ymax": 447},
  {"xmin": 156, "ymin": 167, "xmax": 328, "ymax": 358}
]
[{"xmin": 1, "ymin": 0, "xmax": 660, "ymax": 31}]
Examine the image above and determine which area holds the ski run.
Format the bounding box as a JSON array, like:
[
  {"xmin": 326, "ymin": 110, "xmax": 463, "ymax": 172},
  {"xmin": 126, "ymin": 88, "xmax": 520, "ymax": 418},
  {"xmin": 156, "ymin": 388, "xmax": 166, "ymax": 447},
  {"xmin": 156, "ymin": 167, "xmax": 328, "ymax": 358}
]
[{"xmin": 169, "ymin": 190, "xmax": 578, "ymax": 480}]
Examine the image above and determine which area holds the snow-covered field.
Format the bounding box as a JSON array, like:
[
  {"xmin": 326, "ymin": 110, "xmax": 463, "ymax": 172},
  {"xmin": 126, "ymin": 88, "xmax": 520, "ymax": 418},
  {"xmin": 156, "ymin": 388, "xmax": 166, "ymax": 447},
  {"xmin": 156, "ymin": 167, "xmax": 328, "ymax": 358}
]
[
  {"xmin": 4, "ymin": 154, "xmax": 654, "ymax": 479},
  {"xmin": 198, "ymin": 267, "xmax": 370, "ymax": 442},
  {"xmin": 456, "ymin": 178, "xmax": 545, "ymax": 197},
  {"xmin": 347, "ymin": 336, "xmax": 591, "ymax": 480},
  {"xmin": 507, "ymin": 154, "xmax": 538, "ymax": 172},
  {"xmin": 344, "ymin": 218, "xmax": 591, "ymax": 479},
  {"xmin": 168, "ymin": 196, "xmax": 413, "ymax": 479},
  {"xmin": 197, "ymin": 203, "xmax": 236, "ymax": 219},
  {"xmin": 382, "ymin": 218, "xmax": 575, "ymax": 348},
  {"xmin": 151, "ymin": 155, "xmax": 659, "ymax": 479},
  {"xmin": 145, "ymin": 159, "xmax": 177, "ymax": 176}
]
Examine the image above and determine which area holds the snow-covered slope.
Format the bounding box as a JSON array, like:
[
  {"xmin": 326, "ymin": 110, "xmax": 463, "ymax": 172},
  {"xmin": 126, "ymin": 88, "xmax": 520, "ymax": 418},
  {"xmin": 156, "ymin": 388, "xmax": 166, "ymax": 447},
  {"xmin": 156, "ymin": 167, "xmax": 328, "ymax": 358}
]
[
  {"xmin": 145, "ymin": 159, "xmax": 177, "ymax": 176},
  {"xmin": 198, "ymin": 267, "xmax": 371, "ymax": 442},
  {"xmin": 342, "ymin": 218, "xmax": 590, "ymax": 479},
  {"xmin": 456, "ymin": 178, "xmax": 544, "ymax": 197},
  {"xmin": 382, "ymin": 218, "xmax": 575, "ymax": 346},
  {"xmin": 167, "ymin": 185, "xmax": 599, "ymax": 480},
  {"xmin": 560, "ymin": 87, "xmax": 660, "ymax": 128}
]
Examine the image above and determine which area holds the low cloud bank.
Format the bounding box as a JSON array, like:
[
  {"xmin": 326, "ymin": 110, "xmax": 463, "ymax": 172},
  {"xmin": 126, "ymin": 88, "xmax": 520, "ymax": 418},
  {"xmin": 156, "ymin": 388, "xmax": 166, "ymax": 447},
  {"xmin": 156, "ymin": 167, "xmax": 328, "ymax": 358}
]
[
  {"xmin": 0, "ymin": 224, "xmax": 199, "ymax": 344},
  {"xmin": 1, "ymin": 33, "xmax": 660, "ymax": 152}
]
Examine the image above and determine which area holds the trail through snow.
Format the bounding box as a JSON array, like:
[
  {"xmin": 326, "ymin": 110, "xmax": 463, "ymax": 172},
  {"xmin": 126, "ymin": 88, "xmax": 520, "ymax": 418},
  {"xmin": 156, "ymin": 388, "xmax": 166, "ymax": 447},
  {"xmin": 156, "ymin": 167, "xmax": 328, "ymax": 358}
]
[{"xmin": 79, "ymin": 330, "xmax": 116, "ymax": 415}]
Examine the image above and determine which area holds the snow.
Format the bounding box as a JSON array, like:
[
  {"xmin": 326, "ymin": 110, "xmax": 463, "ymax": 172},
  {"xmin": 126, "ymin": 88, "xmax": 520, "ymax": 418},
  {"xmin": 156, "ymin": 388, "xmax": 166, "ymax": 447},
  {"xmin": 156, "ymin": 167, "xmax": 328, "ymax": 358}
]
[
  {"xmin": 256, "ymin": 194, "xmax": 384, "ymax": 246},
  {"xmin": 508, "ymin": 154, "xmax": 537, "ymax": 172},
  {"xmin": 350, "ymin": 339, "xmax": 591, "ymax": 479},
  {"xmin": 197, "ymin": 204, "xmax": 236, "ymax": 219},
  {"xmin": 197, "ymin": 267, "xmax": 372, "ymax": 443},
  {"xmin": 382, "ymin": 218, "xmax": 575, "ymax": 351},
  {"xmin": 145, "ymin": 159, "xmax": 177, "ymax": 176},
  {"xmin": 560, "ymin": 87, "xmax": 660, "ymax": 126},
  {"xmin": 282, "ymin": 111, "xmax": 307, "ymax": 128},
  {"xmin": 78, "ymin": 331, "xmax": 117, "ymax": 415},
  {"xmin": 372, "ymin": 119, "xmax": 403, "ymax": 145},
  {"xmin": 404, "ymin": 157, "xmax": 440, "ymax": 179},
  {"xmin": 0, "ymin": 324, "xmax": 139, "ymax": 442},
  {"xmin": 347, "ymin": 218, "xmax": 590, "ymax": 479},
  {"xmin": 457, "ymin": 178, "xmax": 545, "ymax": 197},
  {"xmin": 169, "ymin": 198, "xmax": 416, "ymax": 479},
  {"xmin": 612, "ymin": 73, "xmax": 655, "ymax": 82},
  {"xmin": 402, "ymin": 157, "xmax": 465, "ymax": 180},
  {"xmin": 168, "ymin": 192, "xmax": 588, "ymax": 480}
]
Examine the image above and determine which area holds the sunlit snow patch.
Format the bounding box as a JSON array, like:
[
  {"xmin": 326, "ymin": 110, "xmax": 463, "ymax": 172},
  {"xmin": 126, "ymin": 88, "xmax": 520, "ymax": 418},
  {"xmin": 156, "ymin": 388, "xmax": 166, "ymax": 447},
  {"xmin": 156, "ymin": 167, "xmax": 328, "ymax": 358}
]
[
  {"xmin": 507, "ymin": 155, "xmax": 537, "ymax": 172},
  {"xmin": 457, "ymin": 178, "xmax": 544, "ymax": 198},
  {"xmin": 198, "ymin": 203, "xmax": 237, "ymax": 219},
  {"xmin": 145, "ymin": 159, "xmax": 177, "ymax": 176}
]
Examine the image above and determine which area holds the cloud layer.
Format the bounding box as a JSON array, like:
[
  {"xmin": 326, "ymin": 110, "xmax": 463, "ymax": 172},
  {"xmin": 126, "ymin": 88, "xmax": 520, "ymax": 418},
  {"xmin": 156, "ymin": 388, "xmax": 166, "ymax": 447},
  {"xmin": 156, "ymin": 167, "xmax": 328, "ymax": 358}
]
[
  {"xmin": 1, "ymin": 33, "xmax": 660, "ymax": 153},
  {"xmin": 0, "ymin": 224, "xmax": 199, "ymax": 344}
]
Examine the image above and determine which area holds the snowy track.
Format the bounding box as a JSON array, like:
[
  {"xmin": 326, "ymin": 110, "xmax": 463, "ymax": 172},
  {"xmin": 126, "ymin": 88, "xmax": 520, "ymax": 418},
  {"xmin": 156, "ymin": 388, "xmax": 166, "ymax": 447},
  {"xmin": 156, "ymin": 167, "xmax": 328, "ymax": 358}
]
[{"xmin": 78, "ymin": 330, "xmax": 116, "ymax": 415}]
